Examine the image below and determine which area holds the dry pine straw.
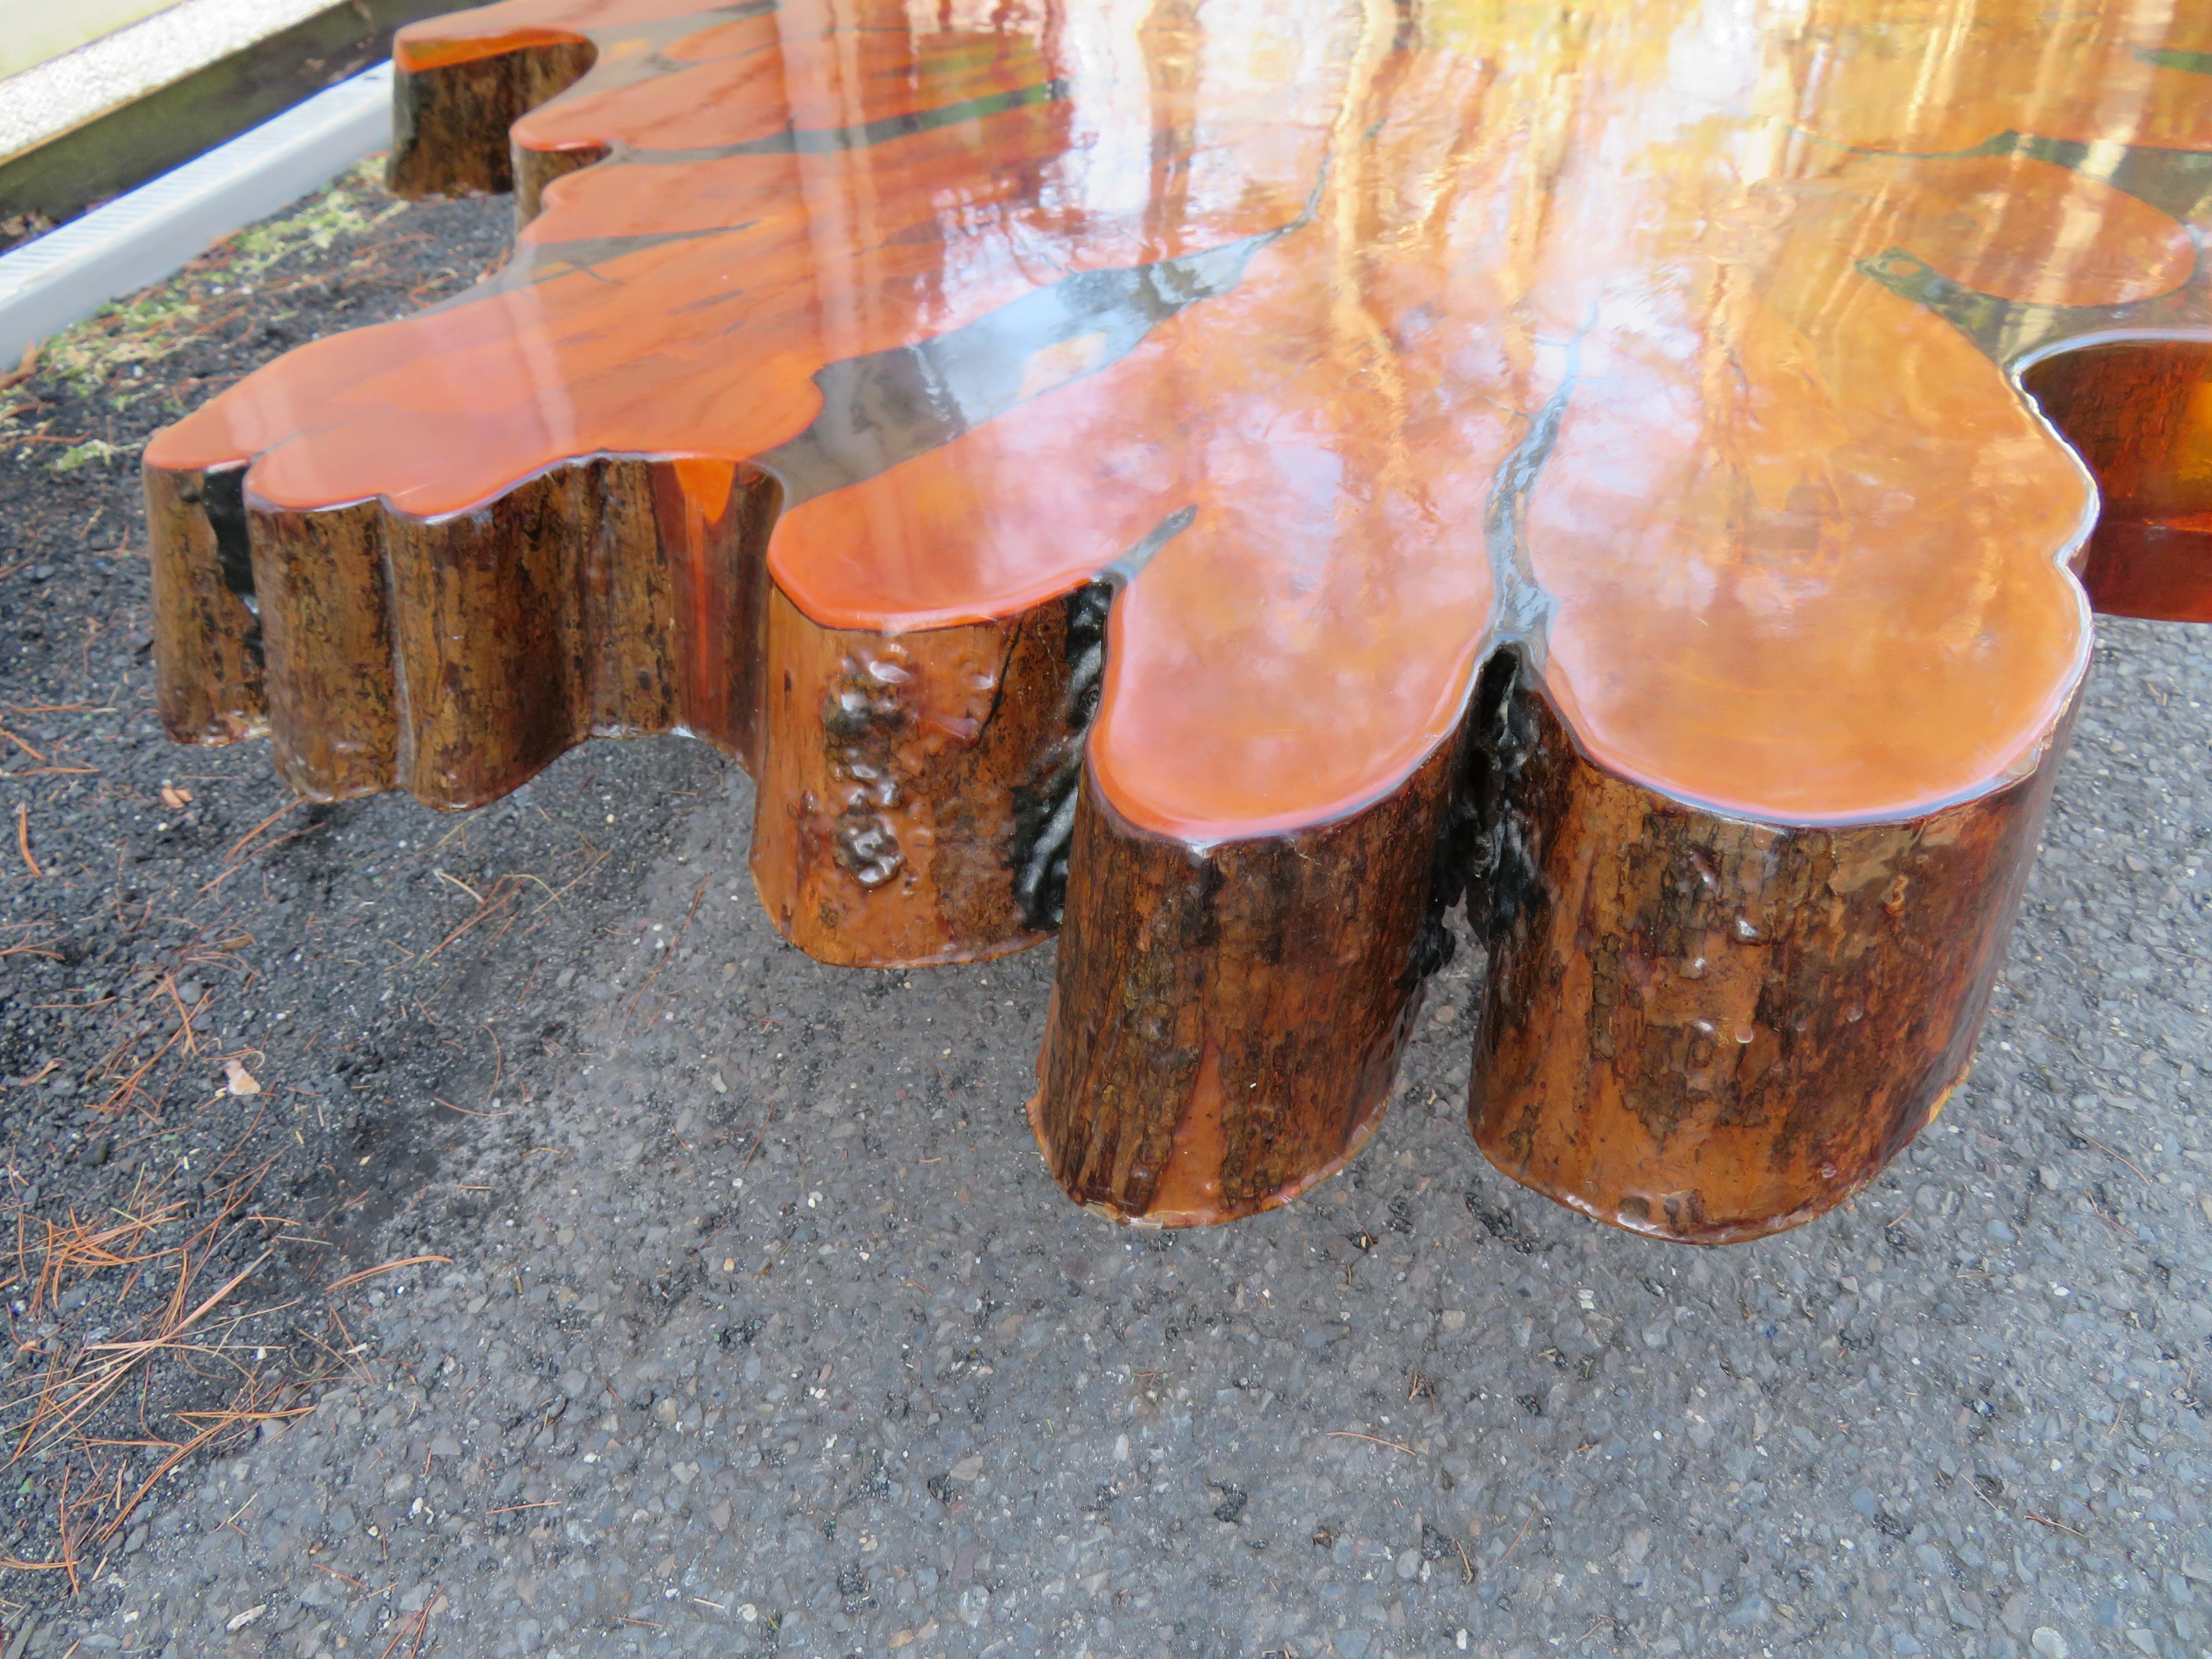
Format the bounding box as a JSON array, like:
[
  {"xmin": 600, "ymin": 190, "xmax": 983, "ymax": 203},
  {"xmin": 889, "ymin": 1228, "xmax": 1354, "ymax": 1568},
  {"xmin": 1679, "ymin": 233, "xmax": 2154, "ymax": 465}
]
[
  {"xmin": 0, "ymin": 941, "xmax": 407, "ymax": 1612},
  {"xmin": 0, "ymin": 873, "xmax": 320, "ymax": 1608},
  {"xmin": 0, "ymin": 977, "xmax": 455, "ymax": 1613},
  {"xmin": 0, "ymin": 1156, "xmax": 333, "ymax": 1598},
  {"xmin": 0, "ymin": 166, "xmax": 600, "ymax": 1628}
]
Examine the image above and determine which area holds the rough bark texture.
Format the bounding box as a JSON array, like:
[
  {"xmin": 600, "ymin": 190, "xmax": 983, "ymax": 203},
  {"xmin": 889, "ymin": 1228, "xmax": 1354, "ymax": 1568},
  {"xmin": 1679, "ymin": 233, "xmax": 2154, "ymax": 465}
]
[
  {"xmin": 148, "ymin": 465, "xmax": 265, "ymax": 745},
  {"xmin": 251, "ymin": 498, "xmax": 395, "ymax": 798},
  {"xmin": 145, "ymin": 455, "xmax": 775, "ymax": 806},
  {"xmin": 383, "ymin": 460, "xmax": 665, "ymax": 805},
  {"xmin": 1034, "ymin": 741, "xmax": 1461, "ymax": 1226},
  {"xmin": 387, "ymin": 36, "xmax": 596, "ymax": 202},
  {"xmin": 514, "ymin": 142, "xmax": 607, "ymax": 227},
  {"xmin": 750, "ymin": 587, "xmax": 1086, "ymax": 968},
  {"xmin": 147, "ymin": 448, "xmax": 1075, "ymax": 963},
  {"xmin": 2023, "ymin": 338, "xmax": 2212, "ymax": 623},
  {"xmin": 1470, "ymin": 665, "xmax": 2075, "ymax": 1243}
]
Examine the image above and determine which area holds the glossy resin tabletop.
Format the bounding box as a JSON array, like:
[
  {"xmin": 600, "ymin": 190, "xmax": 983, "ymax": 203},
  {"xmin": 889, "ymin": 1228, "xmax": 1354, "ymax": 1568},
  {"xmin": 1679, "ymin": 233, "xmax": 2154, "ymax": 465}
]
[{"xmin": 145, "ymin": 0, "xmax": 2212, "ymax": 844}]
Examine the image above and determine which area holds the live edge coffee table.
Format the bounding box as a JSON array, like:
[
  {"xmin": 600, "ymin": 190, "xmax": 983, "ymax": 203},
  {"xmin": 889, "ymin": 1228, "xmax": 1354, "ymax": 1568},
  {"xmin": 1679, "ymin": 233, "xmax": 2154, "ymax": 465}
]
[{"xmin": 145, "ymin": 0, "xmax": 2212, "ymax": 1240}]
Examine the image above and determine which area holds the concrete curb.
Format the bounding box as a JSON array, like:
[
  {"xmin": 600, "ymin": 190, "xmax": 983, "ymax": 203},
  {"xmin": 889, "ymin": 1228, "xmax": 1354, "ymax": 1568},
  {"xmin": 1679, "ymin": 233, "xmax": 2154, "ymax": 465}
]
[{"xmin": 0, "ymin": 60, "xmax": 390, "ymax": 366}]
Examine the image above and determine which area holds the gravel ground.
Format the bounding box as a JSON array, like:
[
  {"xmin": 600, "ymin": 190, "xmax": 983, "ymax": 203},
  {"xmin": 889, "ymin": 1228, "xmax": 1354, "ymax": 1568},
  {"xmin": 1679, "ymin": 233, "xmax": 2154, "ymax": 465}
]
[{"xmin": 3, "ymin": 168, "xmax": 2209, "ymax": 1659}]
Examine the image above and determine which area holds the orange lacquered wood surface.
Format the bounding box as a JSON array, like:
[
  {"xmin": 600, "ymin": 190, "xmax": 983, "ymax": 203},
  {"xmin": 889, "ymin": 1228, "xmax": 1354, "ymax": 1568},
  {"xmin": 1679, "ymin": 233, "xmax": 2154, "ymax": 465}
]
[
  {"xmin": 149, "ymin": 0, "xmax": 2212, "ymax": 841},
  {"xmin": 145, "ymin": 0, "xmax": 2212, "ymax": 1236}
]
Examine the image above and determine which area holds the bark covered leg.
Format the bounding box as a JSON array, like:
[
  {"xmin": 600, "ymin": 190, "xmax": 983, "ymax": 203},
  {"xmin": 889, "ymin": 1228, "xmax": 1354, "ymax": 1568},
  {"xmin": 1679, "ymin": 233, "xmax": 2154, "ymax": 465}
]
[
  {"xmin": 250, "ymin": 498, "xmax": 396, "ymax": 798},
  {"xmin": 388, "ymin": 32, "xmax": 595, "ymax": 201},
  {"xmin": 1034, "ymin": 739, "xmax": 1463, "ymax": 1226},
  {"xmin": 146, "ymin": 455, "xmax": 774, "ymax": 805},
  {"xmin": 1469, "ymin": 661, "xmax": 2072, "ymax": 1243},
  {"xmin": 2022, "ymin": 338, "xmax": 2212, "ymax": 623},
  {"xmin": 749, "ymin": 584, "xmax": 1096, "ymax": 967},
  {"xmin": 148, "ymin": 463, "xmax": 265, "ymax": 745}
]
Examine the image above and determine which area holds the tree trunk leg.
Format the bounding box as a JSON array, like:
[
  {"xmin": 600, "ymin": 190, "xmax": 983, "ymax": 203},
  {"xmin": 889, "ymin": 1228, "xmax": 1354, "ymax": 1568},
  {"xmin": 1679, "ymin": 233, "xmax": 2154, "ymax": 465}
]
[
  {"xmin": 148, "ymin": 463, "xmax": 265, "ymax": 745},
  {"xmin": 749, "ymin": 584, "xmax": 1090, "ymax": 967},
  {"xmin": 388, "ymin": 35, "xmax": 595, "ymax": 201},
  {"xmin": 1469, "ymin": 659, "xmax": 2074, "ymax": 1243},
  {"xmin": 377, "ymin": 457, "xmax": 774, "ymax": 805},
  {"xmin": 1034, "ymin": 741, "xmax": 1462, "ymax": 1226},
  {"xmin": 515, "ymin": 143, "xmax": 607, "ymax": 228},
  {"xmin": 378, "ymin": 462, "xmax": 620, "ymax": 806},
  {"xmin": 653, "ymin": 460, "xmax": 776, "ymax": 772},
  {"xmin": 147, "ymin": 457, "xmax": 775, "ymax": 806},
  {"xmin": 251, "ymin": 499, "xmax": 396, "ymax": 798}
]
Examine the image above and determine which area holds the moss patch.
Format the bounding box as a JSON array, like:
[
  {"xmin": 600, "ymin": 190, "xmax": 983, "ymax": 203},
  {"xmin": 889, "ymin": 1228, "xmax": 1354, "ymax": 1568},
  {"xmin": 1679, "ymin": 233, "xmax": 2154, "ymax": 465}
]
[{"xmin": 14, "ymin": 155, "xmax": 409, "ymax": 429}]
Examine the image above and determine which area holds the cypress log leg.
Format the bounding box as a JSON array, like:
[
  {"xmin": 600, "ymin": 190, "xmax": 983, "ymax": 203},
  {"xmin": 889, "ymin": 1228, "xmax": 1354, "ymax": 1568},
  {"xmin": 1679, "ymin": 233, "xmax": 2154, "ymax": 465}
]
[
  {"xmin": 750, "ymin": 586, "xmax": 1089, "ymax": 968},
  {"xmin": 378, "ymin": 460, "xmax": 672, "ymax": 805},
  {"xmin": 387, "ymin": 34, "xmax": 595, "ymax": 201},
  {"xmin": 655, "ymin": 460, "xmax": 775, "ymax": 772},
  {"xmin": 1033, "ymin": 740, "xmax": 1462, "ymax": 1226},
  {"xmin": 149, "ymin": 465, "xmax": 265, "ymax": 745},
  {"xmin": 250, "ymin": 498, "xmax": 395, "ymax": 797},
  {"xmin": 159, "ymin": 456, "xmax": 772, "ymax": 809},
  {"xmin": 1468, "ymin": 661, "xmax": 2075, "ymax": 1244},
  {"xmin": 146, "ymin": 447, "xmax": 1074, "ymax": 963},
  {"xmin": 2022, "ymin": 339, "xmax": 2212, "ymax": 623},
  {"xmin": 514, "ymin": 143, "xmax": 607, "ymax": 227},
  {"xmin": 146, "ymin": 456, "xmax": 771, "ymax": 804}
]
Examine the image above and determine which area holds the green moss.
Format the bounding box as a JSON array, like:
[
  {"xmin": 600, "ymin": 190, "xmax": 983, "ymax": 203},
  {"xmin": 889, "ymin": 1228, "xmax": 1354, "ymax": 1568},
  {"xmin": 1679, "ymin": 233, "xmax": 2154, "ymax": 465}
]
[
  {"xmin": 50, "ymin": 438, "xmax": 123, "ymax": 474},
  {"xmin": 227, "ymin": 156, "xmax": 407, "ymax": 276},
  {"xmin": 30, "ymin": 154, "xmax": 403, "ymax": 413},
  {"xmin": 41, "ymin": 289, "xmax": 205, "ymax": 403}
]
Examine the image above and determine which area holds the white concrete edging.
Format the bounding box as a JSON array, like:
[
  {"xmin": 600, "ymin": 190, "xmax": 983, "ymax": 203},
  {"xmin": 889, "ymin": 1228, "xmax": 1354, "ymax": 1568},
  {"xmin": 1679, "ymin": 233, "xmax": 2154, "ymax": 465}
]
[{"xmin": 0, "ymin": 60, "xmax": 391, "ymax": 367}]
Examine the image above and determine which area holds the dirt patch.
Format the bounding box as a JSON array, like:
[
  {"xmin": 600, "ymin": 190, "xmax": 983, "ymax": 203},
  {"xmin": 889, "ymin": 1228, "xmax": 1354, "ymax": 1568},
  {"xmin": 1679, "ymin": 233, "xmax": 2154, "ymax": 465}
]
[{"xmin": 0, "ymin": 161, "xmax": 723, "ymax": 1623}]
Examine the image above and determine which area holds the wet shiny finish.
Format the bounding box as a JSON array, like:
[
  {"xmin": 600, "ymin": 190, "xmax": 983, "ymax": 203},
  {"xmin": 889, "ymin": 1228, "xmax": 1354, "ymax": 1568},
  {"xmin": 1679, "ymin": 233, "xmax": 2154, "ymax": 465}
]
[
  {"xmin": 145, "ymin": 0, "xmax": 2212, "ymax": 1237},
  {"xmin": 146, "ymin": 0, "xmax": 2209, "ymax": 838}
]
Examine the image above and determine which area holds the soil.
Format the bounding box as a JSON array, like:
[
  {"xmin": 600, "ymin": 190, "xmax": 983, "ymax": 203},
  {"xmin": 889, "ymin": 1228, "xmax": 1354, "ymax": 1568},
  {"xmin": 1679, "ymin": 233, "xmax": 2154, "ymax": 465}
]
[{"xmin": 0, "ymin": 163, "xmax": 723, "ymax": 1614}]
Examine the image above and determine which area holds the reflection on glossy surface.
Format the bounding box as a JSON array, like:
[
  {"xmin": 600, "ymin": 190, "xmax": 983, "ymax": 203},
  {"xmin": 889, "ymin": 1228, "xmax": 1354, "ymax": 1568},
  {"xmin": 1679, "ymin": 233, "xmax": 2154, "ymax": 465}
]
[{"xmin": 146, "ymin": 0, "xmax": 2212, "ymax": 842}]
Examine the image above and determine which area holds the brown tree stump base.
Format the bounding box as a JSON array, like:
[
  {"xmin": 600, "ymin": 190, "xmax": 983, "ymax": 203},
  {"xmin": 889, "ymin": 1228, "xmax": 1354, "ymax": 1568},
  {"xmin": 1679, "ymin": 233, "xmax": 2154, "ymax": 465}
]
[
  {"xmin": 1034, "ymin": 742, "xmax": 1461, "ymax": 1227},
  {"xmin": 145, "ymin": 0, "xmax": 2212, "ymax": 1238},
  {"xmin": 1467, "ymin": 664, "xmax": 2075, "ymax": 1243}
]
